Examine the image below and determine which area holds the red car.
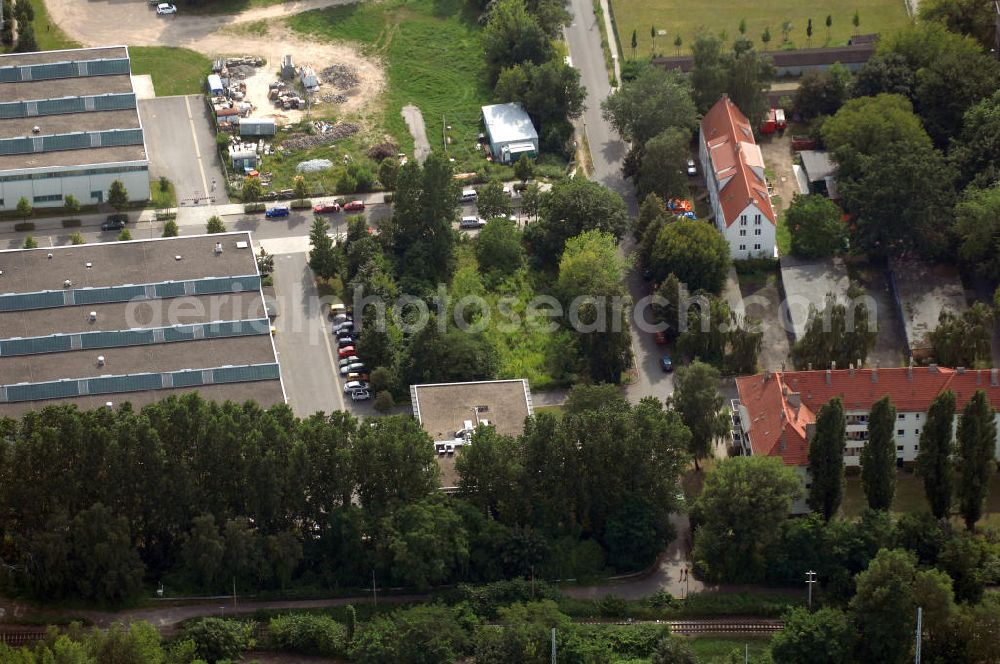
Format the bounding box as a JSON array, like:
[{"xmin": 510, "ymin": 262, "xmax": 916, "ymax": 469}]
[
  {"xmin": 654, "ymin": 331, "xmax": 669, "ymax": 345},
  {"xmin": 313, "ymin": 202, "xmax": 341, "ymax": 214},
  {"xmin": 343, "ymin": 200, "xmax": 365, "ymax": 211},
  {"xmin": 338, "ymin": 345, "xmax": 356, "ymax": 358}
]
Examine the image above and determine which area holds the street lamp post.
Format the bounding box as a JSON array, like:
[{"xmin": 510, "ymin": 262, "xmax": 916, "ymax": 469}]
[{"xmin": 806, "ymin": 570, "xmax": 817, "ymax": 609}]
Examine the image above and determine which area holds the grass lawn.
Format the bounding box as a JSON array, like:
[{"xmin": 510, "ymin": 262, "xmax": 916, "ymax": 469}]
[
  {"xmin": 288, "ymin": 0, "xmax": 497, "ymax": 174},
  {"xmin": 842, "ymin": 471, "xmax": 1000, "ymax": 528},
  {"xmin": 150, "ymin": 177, "xmax": 177, "ymax": 209},
  {"xmin": 26, "ymin": 0, "xmax": 82, "ymax": 51},
  {"xmin": 611, "ymin": 0, "xmax": 912, "ymax": 57},
  {"xmin": 685, "ymin": 635, "xmax": 772, "ymax": 662},
  {"xmin": 129, "ymin": 46, "xmax": 214, "ymax": 97}
]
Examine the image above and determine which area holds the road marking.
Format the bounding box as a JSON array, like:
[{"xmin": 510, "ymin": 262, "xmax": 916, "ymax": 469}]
[{"xmin": 184, "ymin": 96, "xmax": 211, "ymax": 204}]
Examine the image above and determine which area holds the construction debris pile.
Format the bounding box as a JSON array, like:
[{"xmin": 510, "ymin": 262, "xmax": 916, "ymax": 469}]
[
  {"xmin": 322, "ymin": 93, "xmax": 349, "ymax": 104},
  {"xmin": 281, "ymin": 122, "xmax": 360, "ymax": 151},
  {"xmin": 296, "ymin": 159, "xmax": 334, "ymax": 173},
  {"xmin": 210, "ymin": 56, "xmax": 266, "ymax": 127},
  {"xmin": 321, "ymin": 63, "xmax": 359, "ymax": 89},
  {"xmin": 268, "ymin": 81, "xmax": 305, "ymax": 111}
]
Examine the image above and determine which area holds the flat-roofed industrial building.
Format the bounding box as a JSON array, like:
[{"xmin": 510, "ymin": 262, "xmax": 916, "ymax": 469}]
[
  {"xmin": 0, "ymin": 46, "xmax": 150, "ymax": 212},
  {"xmin": 0, "ymin": 232, "xmax": 286, "ymax": 417}
]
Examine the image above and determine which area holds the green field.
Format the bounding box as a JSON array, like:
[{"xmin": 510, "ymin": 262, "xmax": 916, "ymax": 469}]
[
  {"xmin": 842, "ymin": 471, "xmax": 1000, "ymax": 527},
  {"xmin": 611, "ymin": 0, "xmax": 912, "ymax": 57},
  {"xmin": 686, "ymin": 635, "xmax": 772, "ymax": 662},
  {"xmin": 129, "ymin": 46, "xmax": 214, "ymax": 97},
  {"xmin": 288, "ymin": 0, "xmax": 495, "ymax": 172}
]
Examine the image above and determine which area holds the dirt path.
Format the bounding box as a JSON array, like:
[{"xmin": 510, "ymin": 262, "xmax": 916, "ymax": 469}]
[
  {"xmin": 401, "ymin": 104, "xmax": 430, "ymax": 163},
  {"xmin": 44, "ymin": 0, "xmax": 384, "ymax": 116}
]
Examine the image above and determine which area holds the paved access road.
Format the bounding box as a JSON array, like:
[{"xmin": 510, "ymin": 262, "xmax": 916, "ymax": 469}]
[{"xmin": 564, "ymin": 0, "xmax": 674, "ymax": 405}]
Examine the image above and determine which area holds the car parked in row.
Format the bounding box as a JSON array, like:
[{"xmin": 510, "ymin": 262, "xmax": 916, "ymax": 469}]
[
  {"xmin": 349, "ymin": 388, "xmax": 372, "ymax": 401},
  {"xmin": 343, "ymin": 380, "xmax": 369, "ymax": 393},
  {"xmin": 339, "ymin": 355, "xmax": 360, "ymax": 368},
  {"xmin": 313, "ymin": 202, "xmax": 341, "ymax": 214},
  {"xmin": 332, "ymin": 319, "xmax": 354, "ymax": 333},
  {"xmin": 340, "ymin": 362, "xmax": 366, "ymax": 376},
  {"xmin": 343, "ymin": 200, "xmax": 365, "ymax": 211},
  {"xmin": 459, "ymin": 189, "xmax": 478, "ymax": 202},
  {"xmin": 156, "ymin": 3, "xmax": 177, "ymax": 14},
  {"xmin": 265, "ymin": 205, "xmax": 289, "ymax": 218},
  {"xmin": 101, "ymin": 214, "xmax": 128, "ymax": 231},
  {"xmin": 459, "ymin": 216, "xmax": 486, "ymax": 230},
  {"xmin": 338, "ymin": 345, "xmax": 356, "ymax": 358}
]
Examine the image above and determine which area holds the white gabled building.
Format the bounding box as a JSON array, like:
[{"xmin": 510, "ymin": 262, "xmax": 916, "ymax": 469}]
[{"xmin": 698, "ymin": 95, "xmax": 776, "ymax": 260}]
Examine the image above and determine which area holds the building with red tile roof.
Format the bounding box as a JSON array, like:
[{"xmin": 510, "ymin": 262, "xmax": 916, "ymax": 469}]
[
  {"xmin": 698, "ymin": 95, "xmax": 777, "ymax": 260},
  {"xmin": 733, "ymin": 365, "xmax": 1000, "ymax": 513}
]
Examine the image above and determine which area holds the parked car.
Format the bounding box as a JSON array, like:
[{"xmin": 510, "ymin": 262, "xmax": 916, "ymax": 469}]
[
  {"xmin": 343, "ymin": 380, "xmax": 369, "ymax": 393},
  {"xmin": 329, "ymin": 303, "xmax": 348, "ymax": 318},
  {"xmin": 343, "ymin": 200, "xmax": 365, "ymax": 211},
  {"xmin": 459, "ymin": 189, "xmax": 478, "ymax": 202},
  {"xmin": 346, "ymin": 372, "xmax": 370, "ymax": 383},
  {"xmin": 101, "ymin": 214, "xmax": 128, "ymax": 231},
  {"xmin": 332, "ymin": 319, "xmax": 355, "ymax": 333},
  {"xmin": 156, "ymin": 3, "xmax": 177, "ymax": 14},
  {"xmin": 338, "ymin": 345, "xmax": 356, "ymax": 358},
  {"xmin": 265, "ymin": 206, "xmax": 289, "ymax": 218},
  {"xmin": 277, "ymin": 189, "xmax": 295, "ymax": 200},
  {"xmin": 686, "ymin": 159, "xmax": 697, "ymax": 176},
  {"xmin": 339, "ymin": 355, "xmax": 360, "ymax": 367},
  {"xmin": 654, "ymin": 331, "xmax": 669, "ymax": 345},
  {"xmin": 349, "ymin": 388, "xmax": 372, "ymax": 401},
  {"xmin": 660, "ymin": 355, "xmax": 674, "ymax": 372},
  {"xmin": 313, "ymin": 202, "xmax": 341, "ymax": 214},
  {"xmin": 341, "ymin": 362, "xmax": 366, "ymax": 376},
  {"xmin": 337, "ymin": 336, "xmax": 357, "ymax": 348},
  {"xmin": 459, "ymin": 216, "xmax": 486, "ymax": 230}
]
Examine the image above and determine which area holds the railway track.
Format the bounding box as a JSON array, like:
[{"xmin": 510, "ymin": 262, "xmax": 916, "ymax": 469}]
[
  {"xmin": 0, "ymin": 630, "xmax": 48, "ymax": 647},
  {"xmin": 577, "ymin": 618, "xmax": 785, "ymax": 635}
]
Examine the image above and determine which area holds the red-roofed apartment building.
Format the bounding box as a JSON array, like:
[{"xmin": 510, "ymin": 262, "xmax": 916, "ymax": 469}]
[
  {"xmin": 733, "ymin": 366, "xmax": 1000, "ymax": 513},
  {"xmin": 698, "ymin": 95, "xmax": 777, "ymax": 260}
]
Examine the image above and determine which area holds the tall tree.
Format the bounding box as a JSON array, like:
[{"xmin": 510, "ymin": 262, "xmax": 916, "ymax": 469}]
[
  {"xmin": 476, "ymin": 180, "xmax": 513, "ymax": 220},
  {"xmin": 308, "ymin": 217, "xmax": 338, "ymax": 280},
  {"xmin": 790, "ymin": 290, "xmax": 877, "ymax": 370},
  {"xmin": 917, "ymin": 390, "xmax": 957, "ymax": 520},
  {"xmin": 650, "ymin": 218, "xmax": 731, "ymax": 294},
  {"xmin": 636, "ymin": 127, "xmax": 691, "ymax": 202},
  {"xmin": 955, "ymin": 390, "xmax": 997, "ymax": 530},
  {"xmin": 475, "ymin": 218, "xmax": 524, "ymax": 282},
  {"xmin": 929, "ymin": 303, "xmax": 994, "ymax": 369},
  {"xmin": 482, "ymin": 0, "xmax": 552, "ymax": 80},
  {"xmin": 601, "ymin": 66, "xmax": 698, "ymax": 145},
  {"xmin": 771, "ymin": 607, "xmax": 854, "ymax": 664},
  {"xmin": 670, "ymin": 360, "xmax": 729, "ymax": 471},
  {"xmin": 206, "ymin": 216, "xmax": 226, "ymax": 234},
  {"xmin": 808, "ymin": 397, "xmax": 846, "ymax": 520},
  {"xmin": 692, "ymin": 456, "xmax": 801, "ymax": 582},
  {"xmin": 955, "ymin": 185, "xmax": 1000, "ymax": 280},
  {"xmin": 861, "ymin": 395, "xmax": 897, "ymax": 511},
  {"xmin": 108, "ymin": 179, "xmax": 129, "ymax": 212},
  {"xmin": 950, "ymin": 90, "xmax": 1000, "ymax": 189},
  {"xmin": 786, "ymin": 193, "xmax": 848, "ymax": 258}
]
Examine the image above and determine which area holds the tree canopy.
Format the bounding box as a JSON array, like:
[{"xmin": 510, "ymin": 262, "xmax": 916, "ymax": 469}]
[
  {"xmin": 786, "ymin": 194, "xmax": 848, "ymax": 259},
  {"xmin": 649, "ymin": 219, "xmax": 731, "ymax": 295},
  {"xmin": 601, "ymin": 67, "xmax": 697, "ymax": 145}
]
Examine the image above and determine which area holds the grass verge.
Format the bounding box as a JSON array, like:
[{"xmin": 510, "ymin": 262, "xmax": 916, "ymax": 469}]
[
  {"xmin": 842, "ymin": 471, "xmax": 1000, "ymax": 527},
  {"xmin": 611, "ymin": 0, "xmax": 912, "ymax": 56},
  {"xmin": 129, "ymin": 46, "xmax": 213, "ymax": 97},
  {"xmin": 685, "ymin": 635, "xmax": 772, "ymax": 663},
  {"xmin": 27, "ymin": 0, "xmax": 82, "ymax": 51},
  {"xmin": 287, "ymin": 0, "xmax": 496, "ymax": 174},
  {"xmin": 591, "ymin": 0, "xmax": 617, "ymax": 86},
  {"xmin": 150, "ymin": 178, "xmax": 177, "ymax": 209}
]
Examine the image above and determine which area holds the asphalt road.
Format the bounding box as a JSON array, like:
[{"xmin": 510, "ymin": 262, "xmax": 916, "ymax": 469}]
[{"xmin": 564, "ymin": 0, "xmax": 673, "ymax": 404}]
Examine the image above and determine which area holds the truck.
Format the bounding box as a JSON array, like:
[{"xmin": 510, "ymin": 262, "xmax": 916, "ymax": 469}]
[{"xmin": 761, "ymin": 108, "xmax": 787, "ymax": 135}]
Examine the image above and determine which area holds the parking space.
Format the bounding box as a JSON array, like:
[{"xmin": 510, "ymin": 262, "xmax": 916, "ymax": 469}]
[{"xmin": 139, "ymin": 95, "xmax": 229, "ymax": 207}]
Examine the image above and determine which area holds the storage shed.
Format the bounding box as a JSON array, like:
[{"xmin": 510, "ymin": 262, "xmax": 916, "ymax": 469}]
[
  {"xmin": 228, "ymin": 145, "xmax": 257, "ymax": 172},
  {"xmin": 239, "ymin": 117, "xmax": 277, "ymax": 137},
  {"xmin": 481, "ymin": 103, "xmax": 538, "ymax": 164},
  {"xmin": 207, "ymin": 74, "xmax": 224, "ymax": 96}
]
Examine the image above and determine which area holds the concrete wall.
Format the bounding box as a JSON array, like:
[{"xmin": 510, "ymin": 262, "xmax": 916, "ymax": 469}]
[{"xmin": 0, "ymin": 163, "xmax": 150, "ymax": 210}]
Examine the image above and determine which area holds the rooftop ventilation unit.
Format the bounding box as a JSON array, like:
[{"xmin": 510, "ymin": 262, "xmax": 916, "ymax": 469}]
[
  {"xmin": 97, "ymin": 355, "xmax": 105, "ymax": 366},
  {"xmin": 88, "ymin": 311, "xmax": 97, "ymax": 322}
]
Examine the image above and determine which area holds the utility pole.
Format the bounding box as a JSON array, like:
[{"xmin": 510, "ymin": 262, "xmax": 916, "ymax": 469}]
[
  {"xmin": 550, "ymin": 627, "xmax": 556, "ymax": 664},
  {"xmin": 232, "ymin": 577, "xmax": 237, "ymax": 608},
  {"xmin": 372, "ymin": 569, "xmax": 378, "ymax": 607},
  {"xmin": 915, "ymin": 606, "xmax": 923, "ymax": 664},
  {"xmin": 805, "ymin": 570, "xmax": 817, "ymax": 609}
]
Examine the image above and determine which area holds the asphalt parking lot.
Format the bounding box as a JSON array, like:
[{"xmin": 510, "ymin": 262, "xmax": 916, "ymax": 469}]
[{"xmin": 139, "ymin": 95, "xmax": 228, "ymax": 207}]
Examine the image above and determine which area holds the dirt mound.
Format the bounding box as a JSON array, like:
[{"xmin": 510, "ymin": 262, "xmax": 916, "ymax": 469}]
[
  {"xmin": 282, "ymin": 122, "xmax": 360, "ymax": 151},
  {"xmin": 320, "ymin": 63, "xmax": 360, "ymax": 89}
]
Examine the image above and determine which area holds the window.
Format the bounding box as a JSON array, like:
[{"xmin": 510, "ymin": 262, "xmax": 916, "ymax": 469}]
[
  {"xmin": 897, "ymin": 445, "xmax": 904, "ymax": 451},
  {"xmin": 916, "ymin": 413, "xmax": 921, "ymax": 419},
  {"xmin": 740, "ymin": 229, "xmax": 747, "ymax": 236},
  {"xmin": 740, "ymin": 214, "xmax": 748, "ymax": 224},
  {"xmin": 915, "ymin": 428, "xmax": 920, "ymax": 435},
  {"xmin": 32, "ymin": 194, "xmax": 62, "ymax": 203},
  {"xmin": 91, "ymin": 190, "xmax": 103, "ymax": 202},
  {"xmin": 898, "ymin": 429, "xmax": 905, "ymax": 436},
  {"xmin": 914, "ymin": 445, "xmax": 919, "ymax": 451},
  {"xmin": 754, "ymin": 228, "xmax": 762, "ymax": 236},
  {"xmin": 754, "ymin": 243, "xmax": 761, "ymax": 250},
  {"xmin": 754, "ymin": 215, "xmax": 762, "ymax": 224},
  {"xmin": 739, "ymin": 244, "xmax": 746, "ymax": 251},
  {"xmin": 898, "ymin": 413, "xmax": 905, "ymax": 420}
]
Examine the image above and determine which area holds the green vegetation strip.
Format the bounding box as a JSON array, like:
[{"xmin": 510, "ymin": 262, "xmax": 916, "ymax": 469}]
[
  {"xmin": 612, "ymin": 0, "xmax": 911, "ymax": 56},
  {"xmin": 288, "ymin": 0, "xmax": 493, "ymax": 171},
  {"xmin": 27, "ymin": 0, "xmax": 82, "ymax": 51},
  {"xmin": 129, "ymin": 46, "xmax": 214, "ymax": 97}
]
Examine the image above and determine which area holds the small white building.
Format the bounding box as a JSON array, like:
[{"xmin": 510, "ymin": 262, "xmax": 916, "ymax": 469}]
[
  {"xmin": 698, "ymin": 95, "xmax": 777, "ymax": 260},
  {"xmin": 481, "ymin": 103, "xmax": 538, "ymax": 165},
  {"xmin": 0, "ymin": 46, "xmax": 151, "ymax": 212}
]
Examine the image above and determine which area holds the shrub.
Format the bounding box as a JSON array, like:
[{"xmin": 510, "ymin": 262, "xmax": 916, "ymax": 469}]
[
  {"xmin": 383, "ymin": 193, "xmax": 395, "ymax": 204},
  {"xmin": 290, "ymin": 199, "xmax": 312, "ymax": 209},
  {"xmin": 244, "ymin": 203, "xmax": 266, "ymax": 213},
  {"xmin": 598, "ymin": 594, "xmax": 628, "ymax": 618},
  {"xmin": 215, "ymin": 133, "xmax": 231, "ymax": 148},
  {"xmin": 69, "ymin": 232, "xmax": 86, "ymax": 245},
  {"xmin": 61, "ymin": 219, "xmax": 82, "ymax": 228},
  {"xmin": 449, "ymin": 580, "xmax": 560, "ymax": 620},
  {"xmin": 184, "ymin": 618, "xmax": 254, "ymax": 663},
  {"xmin": 336, "ymin": 173, "xmax": 358, "ymax": 195},
  {"xmin": 373, "ymin": 390, "xmax": 395, "ymax": 412},
  {"xmin": 268, "ymin": 613, "xmax": 347, "ymax": 657},
  {"xmin": 14, "ymin": 222, "xmax": 35, "ymax": 232}
]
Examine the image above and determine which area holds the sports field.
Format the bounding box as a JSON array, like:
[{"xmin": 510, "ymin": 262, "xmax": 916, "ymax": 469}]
[{"xmin": 610, "ymin": 0, "xmax": 912, "ymax": 57}]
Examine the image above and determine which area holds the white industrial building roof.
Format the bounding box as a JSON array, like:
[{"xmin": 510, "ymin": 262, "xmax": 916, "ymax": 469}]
[{"xmin": 482, "ymin": 103, "xmax": 538, "ymax": 145}]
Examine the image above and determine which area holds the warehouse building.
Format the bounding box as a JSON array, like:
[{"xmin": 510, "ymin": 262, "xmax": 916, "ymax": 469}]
[
  {"xmin": 0, "ymin": 233, "xmax": 286, "ymax": 417},
  {"xmin": 0, "ymin": 45, "xmax": 150, "ymax": 212},
  {"xmin": 481, "ymin": 103, "xmax": 538, "ymax": 165}
]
